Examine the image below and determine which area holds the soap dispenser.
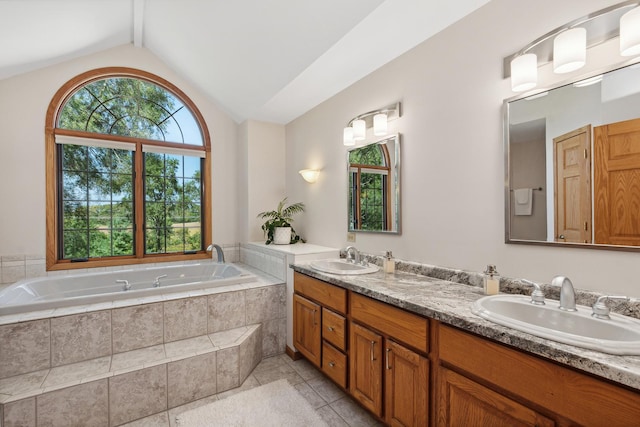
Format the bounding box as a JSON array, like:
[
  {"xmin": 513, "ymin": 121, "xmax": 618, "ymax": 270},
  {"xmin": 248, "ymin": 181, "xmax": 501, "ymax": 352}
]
[
  {"xmin": 483, "ymin": 265, "xmax": 500, "ymax": 295},
  {"xmin": 383, "ymin": 251, "xmax": 395, "ymax": 274}
]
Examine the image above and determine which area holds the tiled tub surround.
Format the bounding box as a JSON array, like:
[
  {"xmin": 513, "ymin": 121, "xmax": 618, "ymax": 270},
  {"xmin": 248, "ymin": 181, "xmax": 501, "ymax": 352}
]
[
  {"xmin": 292, "ymin": 255, "xmax": 640, "ymax": 392},
  {"xmin": 0, "ymin": 266, "xmax": 285, "ymax": 426}
]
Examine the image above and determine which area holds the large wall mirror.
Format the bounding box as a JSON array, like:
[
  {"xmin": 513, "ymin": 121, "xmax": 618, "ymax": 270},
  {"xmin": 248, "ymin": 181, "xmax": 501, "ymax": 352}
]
[
  {"xmin": 505, "ymin": 62, "xmax": 640, "ymax": 250},
  {"xmin": 348, "ymin": 134, "xmax": 400, "ymax": 234}
]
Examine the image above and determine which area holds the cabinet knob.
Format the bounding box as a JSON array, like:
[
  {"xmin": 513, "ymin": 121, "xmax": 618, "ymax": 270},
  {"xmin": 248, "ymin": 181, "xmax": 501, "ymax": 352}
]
[
  {"xmin": 328, "ymin": 361, "xmax": 336, "ymax": 368},
  {"xmin": 327, "ymin": 326, "xmax": 334, "ymax": 332}
]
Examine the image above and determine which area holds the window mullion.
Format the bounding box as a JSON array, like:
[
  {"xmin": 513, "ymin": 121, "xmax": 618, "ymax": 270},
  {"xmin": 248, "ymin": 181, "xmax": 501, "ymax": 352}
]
[{"xmin": 134, "ymin": 142, "xmax": 145, "ymax": 258}]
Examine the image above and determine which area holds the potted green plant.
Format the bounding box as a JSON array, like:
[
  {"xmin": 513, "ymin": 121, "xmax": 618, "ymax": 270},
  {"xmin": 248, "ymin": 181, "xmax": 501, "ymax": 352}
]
[{"xmin": 257, "ymin": 197, "xmax": 306, "ymax": 245}]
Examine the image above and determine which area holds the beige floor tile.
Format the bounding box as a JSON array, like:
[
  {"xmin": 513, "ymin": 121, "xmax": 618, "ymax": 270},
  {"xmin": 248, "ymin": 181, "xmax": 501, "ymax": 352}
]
[
  {"xmin": 215, "ymin": 374, "xmax": 260, "ymax": 400},
  {"xmin": 167, "ymin": 394, "xmax": 218, "ymax": 427},
  {"xmin": 330, "ymin": 396, "xmax": 384, "ymax": 426},
  {"xmin": 286, "ymin": 357, "xmax": 323, "ymax": 381},
  {"xmin": 252, "ymin": 361, "xmax": 304, "ymax": 386},
  {"xmin": 307, "ymin": 375, "xmax": 348, "ymax": 404},
  {"xmin": 294, "ymin": 381, "xmax": 328, "ymax": 409},
  {"xmin": 316, "ymin": 404, "xmax": 350, "ymax": 427}
]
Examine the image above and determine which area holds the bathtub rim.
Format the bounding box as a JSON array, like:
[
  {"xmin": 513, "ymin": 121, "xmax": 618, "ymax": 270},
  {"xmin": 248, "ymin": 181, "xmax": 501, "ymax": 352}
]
[{"xmin": 0, "ymin": 263, "xmax": 279, "ymax": 320}]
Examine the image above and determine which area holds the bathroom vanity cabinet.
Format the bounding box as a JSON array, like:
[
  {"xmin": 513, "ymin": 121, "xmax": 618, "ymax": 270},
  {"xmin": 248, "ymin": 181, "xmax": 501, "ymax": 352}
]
[
  {"xmin": 350, "ymin": 292, "xmax": 429, "ymax": 424},
  {"xmin": 436, "ymin": 324, "xmax": 640, "ymax": 426},
  {"xmin": 293, "ymin": 272, "xmax": 429, "ymax": 426},
  {"xmin": 293, "ymin": 270, "xmax": 640, "ymax": 427},
  {"xmin": 293, "ymin": 273, "xmax": 348, "ymax": 387}
]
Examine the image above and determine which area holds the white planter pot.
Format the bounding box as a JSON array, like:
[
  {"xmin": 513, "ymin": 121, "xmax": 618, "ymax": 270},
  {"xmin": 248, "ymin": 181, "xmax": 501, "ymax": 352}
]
[{"xmin": 273, "ymin": 227, "xmax": 292, "ymax": 245}]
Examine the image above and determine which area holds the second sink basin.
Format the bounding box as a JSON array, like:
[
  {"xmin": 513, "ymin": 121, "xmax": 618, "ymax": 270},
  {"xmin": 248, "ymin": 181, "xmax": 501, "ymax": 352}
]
[
  {"xmin": 472, "ymin": 294, "xmax": 640, "ymax": 355},
  {"xmin": 309, "ymin": 259, "xmax": 379, "ymax": 275}
]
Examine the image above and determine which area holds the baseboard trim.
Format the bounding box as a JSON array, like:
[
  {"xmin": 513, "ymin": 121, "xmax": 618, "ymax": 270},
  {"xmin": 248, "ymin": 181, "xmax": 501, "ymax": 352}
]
[{"xmin": 285, "ymin": 345, "xmax": 302, "ymax": 361}]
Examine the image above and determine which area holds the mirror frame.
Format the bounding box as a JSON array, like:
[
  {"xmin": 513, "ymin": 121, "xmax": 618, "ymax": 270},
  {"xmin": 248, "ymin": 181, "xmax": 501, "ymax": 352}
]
[
  {"xmin": 504, "ymin": 60, "xmax": 640, "ymax": 252},
  {"xmin": 347, "ymin": 133, "xmax": 401, "ymax": 234}
]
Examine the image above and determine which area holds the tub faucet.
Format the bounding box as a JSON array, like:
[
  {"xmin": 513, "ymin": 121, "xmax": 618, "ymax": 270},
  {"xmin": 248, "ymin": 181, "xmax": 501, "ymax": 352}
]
[
  {"xmin": 345, "ymin": 246, "xmax": 360, "ymax": 264},
  {"xmin": 207, "ymin": 244, "xmax": 225, "ymax": 263},
  {"xmin": 153, "ymin": 275, "xmax": 167, "ymax": 288},
  {"xmin": 552, "ymin": 276, "xmax": 577, "ymax": 311},
  {"xmin": 117, "ymin": 280, "xmax": 131, "ymax": 292}
]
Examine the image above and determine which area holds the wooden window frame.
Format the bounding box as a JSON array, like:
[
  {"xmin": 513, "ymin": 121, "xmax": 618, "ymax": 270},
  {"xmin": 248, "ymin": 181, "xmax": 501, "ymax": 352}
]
[
  {"xmin": 349, "ymin": 144, "xmax": 392, "ymax": 231},
  {"xmin": 45, "ymin": 67, "xmax": 212, "ymax": 271}
]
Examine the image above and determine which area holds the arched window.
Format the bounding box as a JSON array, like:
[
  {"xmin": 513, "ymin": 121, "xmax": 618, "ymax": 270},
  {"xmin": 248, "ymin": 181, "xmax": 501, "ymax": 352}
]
[
  {"xmin": 348, "ymin": 143, "xmax": 392, "ymax": 231},
  {"xmin": 46, "ymin": 68, "xmax": 211, "ymax": 270}
]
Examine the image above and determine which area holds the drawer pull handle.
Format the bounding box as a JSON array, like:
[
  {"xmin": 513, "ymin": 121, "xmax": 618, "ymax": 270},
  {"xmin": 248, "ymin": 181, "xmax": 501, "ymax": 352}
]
[
  {"xmin": 370, "ymin": 340, "xmax": 376, "ymax": 361},
  {"xmin": 328, "ymin": 361, "xmax": 336, "ymax": 368},
  {"xmin": 327, "ymin": 326, "xmax": 334, "ymax": 332},
  {"xmin": 386, "ymin": 348, "xmax": 392, "ymax": 370}
]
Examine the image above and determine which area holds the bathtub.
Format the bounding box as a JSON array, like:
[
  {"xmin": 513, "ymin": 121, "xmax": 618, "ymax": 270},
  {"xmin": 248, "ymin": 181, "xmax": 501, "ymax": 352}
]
[{"xmin": 0, "ymin": 262, "xmax": 256, "ymax": 316}]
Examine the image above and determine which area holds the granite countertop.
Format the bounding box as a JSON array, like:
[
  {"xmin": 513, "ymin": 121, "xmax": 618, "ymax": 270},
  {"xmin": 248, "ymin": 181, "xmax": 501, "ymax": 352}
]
[{"xmin": 291, "ymin": 263, "xmax": 640, "ymax": 392}]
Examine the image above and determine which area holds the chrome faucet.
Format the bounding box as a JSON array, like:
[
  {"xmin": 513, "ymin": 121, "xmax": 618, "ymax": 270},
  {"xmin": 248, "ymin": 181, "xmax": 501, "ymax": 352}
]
[
  {"xmin": 345, "ymin": 246, "xmax": 360, "ymax": 264},
  {"xmin": 117, "ymin": 279, "xmax": 131, "ymax": 291},
  {"xmin": 153, "ymin": 275, "xmax": 167, "ymax": 288},
  {"xmin": 592, "ymin": 295, "xmax": 630, "ymax": 320},
  {"xmin": 521, "ymin": 279, "xmax": 545, "ymax": 305},
  {"xmin": 552, "ymin": 276, "xmax": 577, "ymax": 311},
  {"xmin": 207, "ymin": 244, "xmax": 225, "ymax": 263}
]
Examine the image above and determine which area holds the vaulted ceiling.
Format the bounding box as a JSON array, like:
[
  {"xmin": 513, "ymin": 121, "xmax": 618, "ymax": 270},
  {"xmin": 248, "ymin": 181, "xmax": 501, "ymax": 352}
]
[{"xmin": 0, "ymin": 0, "xmax": 489, "ymax": 124}]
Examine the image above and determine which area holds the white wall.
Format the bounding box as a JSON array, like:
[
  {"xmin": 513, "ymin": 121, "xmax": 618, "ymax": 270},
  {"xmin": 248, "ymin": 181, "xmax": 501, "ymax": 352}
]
[
  {"xmin": 0, "ymin": 44, "xmax": 240, "ymax": 255},
  {"xmin": 285, "ymin": 0, "xmax": 640, "ymax": 297},
  {"xmin": 238, "ymin": 120, "xmax": 286, "ymax": 243}
]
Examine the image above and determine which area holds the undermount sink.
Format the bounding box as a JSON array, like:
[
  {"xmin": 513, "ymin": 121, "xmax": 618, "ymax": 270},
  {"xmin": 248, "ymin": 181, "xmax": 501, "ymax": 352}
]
[
  {"xmin": 472, "ymin": 294, "xmax": 640, "ymax": 355},
  {"xmin": 309, "ymin": 259, "xmax": 379, "ymax": 275}
]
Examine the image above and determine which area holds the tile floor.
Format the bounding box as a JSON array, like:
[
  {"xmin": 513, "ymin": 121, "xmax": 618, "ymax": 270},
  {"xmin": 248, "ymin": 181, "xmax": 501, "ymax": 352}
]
[{"xmin": 122, "ymin": 354, "xmax": 384, "ymax": 427}]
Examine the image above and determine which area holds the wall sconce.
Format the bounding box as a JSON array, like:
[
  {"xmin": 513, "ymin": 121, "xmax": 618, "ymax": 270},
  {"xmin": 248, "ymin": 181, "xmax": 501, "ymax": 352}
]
[
  {"xmin": 505, "ymin": 1, "xmax": 640, "ymax": 92},
  {"xmin": 299, "ymin": 169, "xmax": 320, "ymax": 183},
  {"xmin": 343, "ymin": 102, "xmax": 401, "ymax": 146}
]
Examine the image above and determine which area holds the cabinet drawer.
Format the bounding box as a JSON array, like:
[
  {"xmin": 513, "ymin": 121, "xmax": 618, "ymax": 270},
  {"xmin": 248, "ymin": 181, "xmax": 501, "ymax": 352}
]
[
  {"xmin": 294, "ymin": 272, "xmax": 347, "ymax": 314},
  {"xmin": 350, "ymin": 292, "xmax": 428, "ymax": 353},
  {"xmin": 322, "ymin": 308, "xmax": 347, "ymax": 351},
  {"xmin": 322, "ymin": 342, "xmax": 348, "ymax": 388}
]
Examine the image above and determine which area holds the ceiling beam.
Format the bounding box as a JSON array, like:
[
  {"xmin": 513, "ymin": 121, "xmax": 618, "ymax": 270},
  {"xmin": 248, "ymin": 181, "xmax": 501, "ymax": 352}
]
[{"xmin": 133, "ymin": 0, "xmax": 144, "ymax": 48}]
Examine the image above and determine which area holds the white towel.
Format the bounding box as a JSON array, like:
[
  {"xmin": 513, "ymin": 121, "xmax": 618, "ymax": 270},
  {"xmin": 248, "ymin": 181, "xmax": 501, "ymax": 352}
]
[{"xmin": 514, "ymin": 188, "xmax": 533, "ymax": 215}]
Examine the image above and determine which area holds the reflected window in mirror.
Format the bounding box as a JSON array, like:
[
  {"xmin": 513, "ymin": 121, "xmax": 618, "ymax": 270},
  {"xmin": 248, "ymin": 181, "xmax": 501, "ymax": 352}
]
[
  {"xmin": 505, "ymin": 62, "xmax": 640, "ymax": 250},
  {"xmin": 347, "ymin": 135, "xmax": 401, "ymax": 234}
]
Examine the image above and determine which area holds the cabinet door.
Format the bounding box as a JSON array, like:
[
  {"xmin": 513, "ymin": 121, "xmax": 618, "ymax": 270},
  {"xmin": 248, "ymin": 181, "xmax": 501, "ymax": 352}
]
[
  {"xmin": 293, "ymin": 294, "xmax": 321, "ymax": 367},
  {"xmin": 385, "ymin": 340, "xmax": 429, "ymax": 427},
  {"xmin": 438, "ymin": 367, "xmax": 555, "ymax": 427},
  {"xmin": 349, "ymin": 322, "xmax": 383, "ymax": 417}
]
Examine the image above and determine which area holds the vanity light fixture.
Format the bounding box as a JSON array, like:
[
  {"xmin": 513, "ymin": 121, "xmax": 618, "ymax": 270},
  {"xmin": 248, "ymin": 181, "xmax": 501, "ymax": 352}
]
[
  {"xmin": 620, "ymin": 6, "xmax": 640, "ymax": 56},
  {"xmin": 553, "ymin": 27, "xmax": 587, "ymax": 74},
  {"xmin": 510, "ymin": 53, "xmax": 538, "ymax": 92},
  {"xmin": 343, "ymin": 102, "xmax": 401, "ymax": 145},
  {"xmin": 504, "ymin": 1, "xmax": 640, "ymax": 92},
  {"xmin": 373, "ymin": 113, "xmax": 388, "ymax": 136},
  {"xmin": 343, "ymin": 127, "xmax": 355, "ymax": 146},
  {"xmin": 299, "ymin": 169, "xmax": 320, "ymax": 183},
  {"xmin": 352, "ymin": 119, "xmax": 366, "ymax": 141}
]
